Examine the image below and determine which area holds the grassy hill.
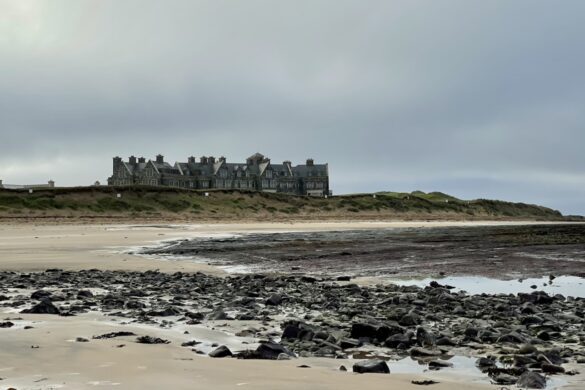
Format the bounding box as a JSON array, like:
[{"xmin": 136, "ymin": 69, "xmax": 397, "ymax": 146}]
[{"xmin": 0, "ymin": 186, "xmax": 577, "ymax": 222}]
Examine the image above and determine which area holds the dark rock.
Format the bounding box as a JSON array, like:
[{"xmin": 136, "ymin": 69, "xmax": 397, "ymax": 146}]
[
  {"xmin": 31, "ymin": 290, "xmax": 52, "ymax": 300},
  {"xmin": 207, "ymin": 309, "xmax": 232, "ymax": 321},
  {"xmin": 255, "ymin": 342, "xmax": 294, "ymax": 360},
  {"xmin": 0, "ymin": 321, "xmax": 14, "ymax": 328},
  {"xmin": 412, "ymin": 380, "xmax": 440, "ymax": 385},
  {"xmin": 147, "ymin": 306, "xmax": 181, "ymax": 317},
  {"xmin": 266, "ymin": 294, "xmax": 283, "ymax": 306},
  {"xmin": 75, "ymin": 337, "xmax": 89, "ymax": 342},
  {"xmin": 209, "ymin": 345, "xmax": 233, "ymax": 358},
  {"xmin": 339, "ymin": 338, "xmax": 361, "ymax": 349},
  {"xmin": 136, "ymin": 336, "xmax": 170, "ymax": 344},
  {"xmin": 428, "ymin": 360, "xmax": 453, "ymax": 369},
  {"xmin": 352, "ymin": 359, "xmax": 390, "ymax": 374},
  {"xmin": 399, "ymin": 312, "xmax": 421, "ymax": 326},
  {"xmin": 497, "ymin": 332, "xmax": 525, "ymax": 344},
  {"xmin": 181, "ymin": 340, "xmax": 201, "ymax": 347},
  {"xmin": 93, "ymin": 331, "xmax": 136, "ymax": 339},
  {"xmin": 21, "ymin": 300, "xmax": 60, "ymax": 315},
  {"xmin": 77, "ymin": 290, "xmax": 94, "ymax": 298},
  {"xmin": 541, "ymin": 363, "xmax": 565, "ymax": 374},
  {"xmin": 517, "ymin": 371, "xmax": 546, "ymax": 389},
  {"xmin": 493, "ymin": 373, "xmax": 518, "ymax": 385},
  {"xmin": 410, "ymin": 347, "xmax": 441, "ymax": 357},
  {"xmin": 476, "ymin": 357, "xmax": 496, "ymax": 369},
  {"xmin": 336, "ymin": 276, "xmax": 351, "ymax": 282}
]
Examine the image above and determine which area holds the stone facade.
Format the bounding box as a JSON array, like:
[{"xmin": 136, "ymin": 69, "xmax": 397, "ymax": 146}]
[{"xmin": 107, "ymin": 153, "xmax": 330, "ymax": 196}]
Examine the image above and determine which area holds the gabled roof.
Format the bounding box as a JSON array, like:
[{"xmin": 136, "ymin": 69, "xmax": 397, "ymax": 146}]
[
  {"xmin": 292, "ymin": 163, "xmax": 328, "ymax": 178},
  {"xmin": 247, "ymin": 152, "xmax": 265, "ymax": 160}
]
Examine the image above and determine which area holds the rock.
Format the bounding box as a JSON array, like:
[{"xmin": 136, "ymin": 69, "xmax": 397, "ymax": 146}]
[
  {"xmin": 266, "ymin": 294, "xmax": 283, "ymax": 306},
  {"xmin": 412, "ymin": 380, "xmax": 440, "ymax": 385},
  {"xmin": 93, "ymin": 331, "xmax": 136, "ymax": 339},
  {"xmin": 339, "ymin": 338, "xmax": 361, "ymax": 349},
  {"xmin": 209, "ymin": 345, "xmax": 232, "ymax": 358},
  {"xmin": 339, "ymin": 365, "xmax": 347, "ymax": 372},
  {"xmin": 75, "ymin": 337, "xmax": 89, "ymax": 342},
  {"xmin": 21, "ymin": 300, "xmax": 60, "ymax": 315},
  {"xmin": 207, "ymin": 309, "xmax": 232, "ymax": 321},
  {"xmin": 136, "ymin": 336, "xmax": 170, "ymax": 344},
  {"xmin": 385, "ymin": 333, "xmax": 413, "ymax": 348},
  {"xmin": 493, "ymin": 373, "xmax": 518, "ymax": 385},
  {"xmin": 476, "ymin": 357, "xmax": 496, "ymax": 368},
  {"xmin": 517, "ymin": 371, "xmax": 546, "ymax": 389},
  {"xmin": 352, "ymin": 359, "xmax": 390, "ymax": 374},
  {"xmin": 350, "ymin": 323, "xmax": 378, "ymax": 339},
  {"xmin": 416, "ymin": 327, "xmax": 436, "ymax": 348},
  {"xmin": 31, "ymin": 290, "xmax": 52, "ymax": 300},
  {"xmin": 428, "ymin": 360, "xmax": 453, "ymax": 369},
  {"xmin": 435, "ymin": 336, "xmax": 456, "ymax": 346},
  {"xmin": 277, "ymin": 353, "xmax": 291, "ymax": 360},
  {"xmin": 336, "ymin": 276, "xmax": 351, "ymax": 282},
  {"xmin": 410, "ymin": 347, "xmax": 441, "ymax": 357},
  {"xmin": 518, "ymin": 344, "xmax": 538, "ymax": 355},
  {"xmin": 255, "ymin": 342, "xmax": 294, "ymax": 360},
  {"xmin": 399, "ymin": 312, "xmax": 421, "ymax": 326},
  {"xmin": 181, "ymin": 340, "xmax": 201, "ymax": 347},
  {"xmin": 147, "ymin": 306, "xmax": 181, "ymax": 317},
  {"xmin": 0, "ymin": 321, "xmax": 14, "ymax": 328},
  {"xmin": 541, "ymin": 363, "xmax": 565, "ymax": 374},
  {"xmin": 497, "ymin": 332, "xmax": 525, "ymax": 344},
  {"xmin": 77, "ymin": 290, "xmax": 94, "ymax": 298}
]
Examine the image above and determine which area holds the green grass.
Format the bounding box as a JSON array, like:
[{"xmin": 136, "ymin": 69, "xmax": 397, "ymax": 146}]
[{"xmin": 0, "ymin": 186, "xmax": 572, "ymax": 221}]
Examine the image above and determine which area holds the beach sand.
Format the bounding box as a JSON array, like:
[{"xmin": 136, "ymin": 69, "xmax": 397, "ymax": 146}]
[{"xmin": 1, "ymin": 221, "xmax": 581, "ymax": 389}]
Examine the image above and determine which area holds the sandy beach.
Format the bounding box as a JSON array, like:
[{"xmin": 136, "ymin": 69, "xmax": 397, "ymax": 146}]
[
  {"xmin": 0, "ymin": 220, "xmax": 571, "ymax": 273},
  {"xmin": 1, "ymin": 221, "xmax": 583, "ymax": 389}
]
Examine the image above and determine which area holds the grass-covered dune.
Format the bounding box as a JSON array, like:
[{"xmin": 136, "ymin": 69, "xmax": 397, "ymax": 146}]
[{"xmin": 0, "ymin": 186, "xmax": 578, "ymax": 222}]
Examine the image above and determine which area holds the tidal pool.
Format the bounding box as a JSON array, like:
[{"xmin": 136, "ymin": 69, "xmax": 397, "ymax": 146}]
[{"xmin": 390, "ymin": 275, "xmax": 585, "ymax": 298}]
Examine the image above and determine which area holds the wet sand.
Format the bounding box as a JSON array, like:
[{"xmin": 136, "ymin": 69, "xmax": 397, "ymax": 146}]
[
  {"xmin": 1, "ymin": 221, "xmax": 583, "ymax": 389},
  {"xmin": 0, "ymin": 313, "xmax": 499, "ymax": 390}
]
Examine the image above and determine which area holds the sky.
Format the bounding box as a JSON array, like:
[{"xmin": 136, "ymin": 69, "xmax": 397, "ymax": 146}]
[{"xmin": 0, "ymin": 0, "xmax": 584, "ymax": 215}]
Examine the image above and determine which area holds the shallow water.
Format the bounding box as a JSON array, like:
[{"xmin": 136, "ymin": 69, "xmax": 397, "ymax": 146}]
[
  {"xmin": 138, "ymin": 224, "xmax": 585, "ymax": 280},
  {"xmin": 390, "ymin": 275, "xmax": 585, "ymax": 298},
  {"xmin": 389, "ymin": 356, "xmax": 566, "ymax": 389}
]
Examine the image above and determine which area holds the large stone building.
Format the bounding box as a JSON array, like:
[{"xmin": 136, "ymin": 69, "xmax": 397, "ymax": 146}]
[{"xmin": 108, "ymin": 153, "xmax": 330, "ymax": 196}]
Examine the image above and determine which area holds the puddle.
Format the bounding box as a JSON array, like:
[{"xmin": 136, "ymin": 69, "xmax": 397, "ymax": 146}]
[
  {"xmin": 388, "ymin": 356, "xmax": 566, "ymax": 389},
  {"xmin": 390, "ymin": 275, "xmax": 585, "ymax": 298}
]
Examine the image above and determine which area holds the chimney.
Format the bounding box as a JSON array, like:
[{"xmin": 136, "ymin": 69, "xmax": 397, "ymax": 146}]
[
  {"xmin": 200, "ymin": 156, "xmax": 208, "ymax": 164},
  {"xmin": 156, "ymin": 154, "xmax": 164, "ymax": 164},
  {"xmin": 138, "ymin": 157, "xmax": 146, "ymax": 163},
  {"xmin": 188, "ymin": 156, "xmax": 196, "ymax": 164},
  {"xmin": 129, "ymin": 155, "xmax": 137, "ymax": 166},
  {"xmin": 113, "ymin": 156, "xmax": 122, "ymax": 171},
  {"xmin": 48, "ymin": 180, "xmax": 55, "ymax": 188},
  {"xmin": 0, "ymin": 179, "xmax": 3, "ymax": 188},
  {"xmin": 219, "ymin": 156, "xmax": 226, "ymax": 163},
  {"xmin": 208, "ymin": 156, "xmax": 216, "ymax": 164},
  {"xmin": 306, "ymin": 158, "xmax": 314, "ymax": 166}
]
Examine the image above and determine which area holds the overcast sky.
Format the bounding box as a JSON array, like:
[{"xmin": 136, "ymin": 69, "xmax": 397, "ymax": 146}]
[{"xmin": 1, "ymin": 1, "xmax": 584, "ymax": 215}]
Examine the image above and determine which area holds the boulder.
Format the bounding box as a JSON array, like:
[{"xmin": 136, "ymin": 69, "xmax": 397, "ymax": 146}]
[
  {"xmin": 21, "ymin": 299, "xmax": 60, "ymax": 315},
  {"xmin": 255, "ymin": 342, "xmax": 294, "ymax": 360},
  {"xmin": 352, "ymin": 360, "xmax": 390, "ymax": 374},
  {"xmin": 517, "ymin": 371, "xmax": 546, "ymax": 389},
  {"xmin": 266, "ymin": 294, "xmax": 283, "ymax": 306},
  {"xmin": 209, "ymin": 345, "xmax": 232, "ymax": 358}
]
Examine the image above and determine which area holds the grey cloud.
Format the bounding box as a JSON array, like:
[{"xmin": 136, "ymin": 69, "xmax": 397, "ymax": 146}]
[{"xmin": 0, "ymin": 0, "xmax": 584, "ymax": 214}]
